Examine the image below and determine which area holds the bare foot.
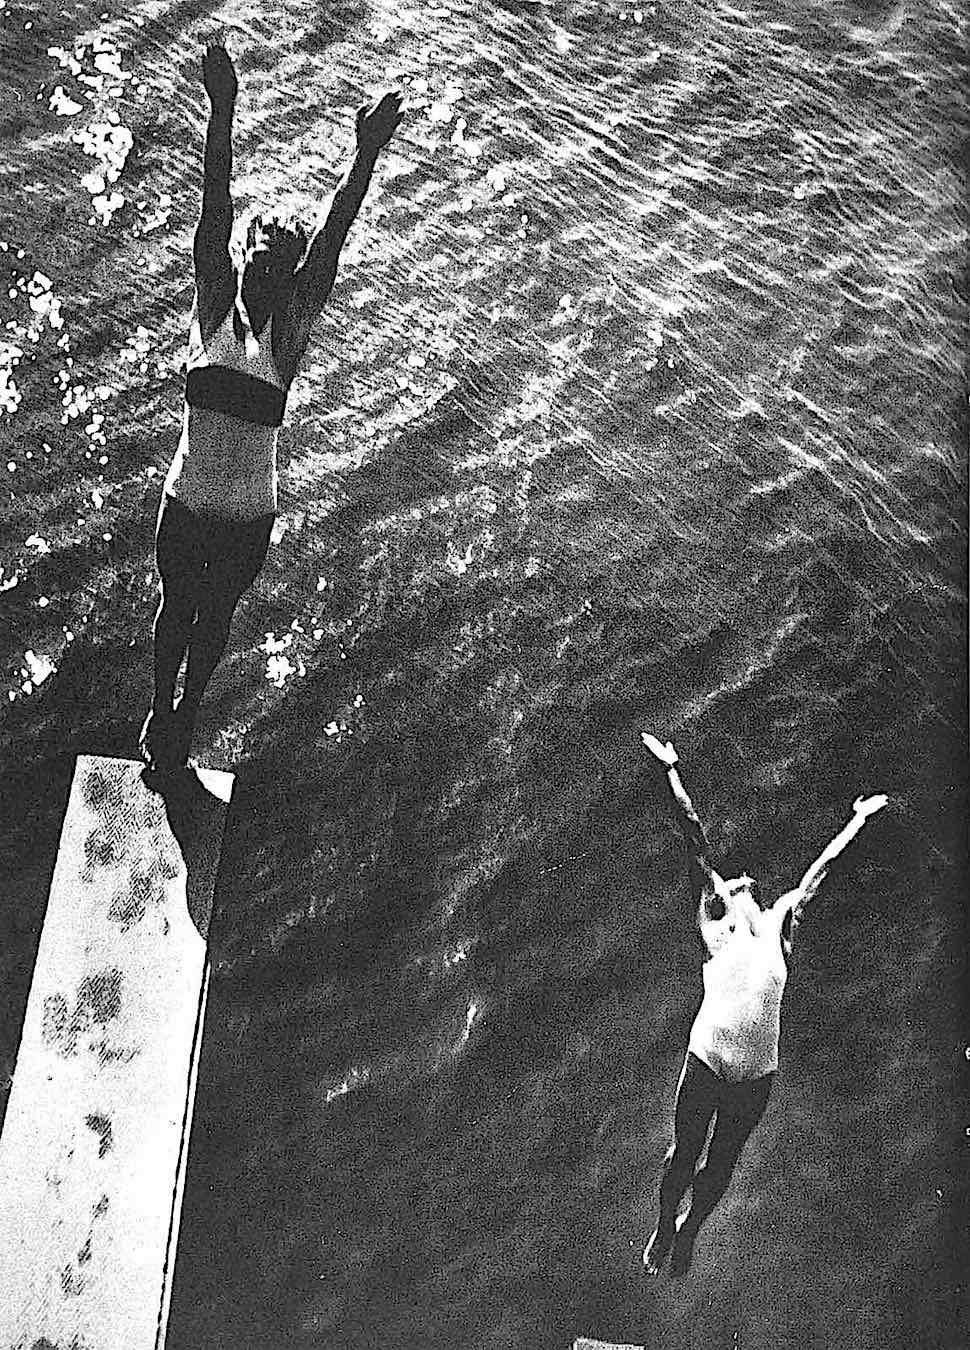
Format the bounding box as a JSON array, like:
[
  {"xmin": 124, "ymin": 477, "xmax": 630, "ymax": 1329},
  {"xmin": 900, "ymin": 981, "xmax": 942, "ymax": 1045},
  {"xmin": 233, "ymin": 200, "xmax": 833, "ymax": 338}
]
[
  {"xmin": 642, "ymin": 1221, "xmax": 674, "ymax": 1276},
  {"xmin": 139, "ymin": 708, "xmax": 188, "ymax": 774},
  {"xmin": 140, "ymin": 709, "xmax": 173, "ymax": 772},
  {"xmin": 669, "ymin": 1213, "xmax": 698, "ymax": 1278}
]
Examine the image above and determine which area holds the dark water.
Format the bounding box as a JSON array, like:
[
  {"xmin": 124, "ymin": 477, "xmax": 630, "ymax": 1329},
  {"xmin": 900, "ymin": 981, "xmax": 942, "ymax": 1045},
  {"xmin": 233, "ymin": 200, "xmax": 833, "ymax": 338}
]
[{"xmin": 1, "ymin": 0, "xmax": 967, "ymax": 1346}]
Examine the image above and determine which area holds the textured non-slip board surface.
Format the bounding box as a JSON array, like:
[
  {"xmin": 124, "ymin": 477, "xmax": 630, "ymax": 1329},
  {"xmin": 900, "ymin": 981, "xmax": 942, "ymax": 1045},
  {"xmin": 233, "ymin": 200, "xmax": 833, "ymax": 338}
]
[{"xmin": 0, "ymin": 756, "xmax": 233, "ymax": 1350}]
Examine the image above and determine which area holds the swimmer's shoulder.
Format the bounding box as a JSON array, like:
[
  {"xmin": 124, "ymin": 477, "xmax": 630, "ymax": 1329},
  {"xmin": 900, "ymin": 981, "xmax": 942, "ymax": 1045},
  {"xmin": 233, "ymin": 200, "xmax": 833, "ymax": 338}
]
[{"xmin": 697, "ymin": 893, "xmax": 736, "ymax": 956}]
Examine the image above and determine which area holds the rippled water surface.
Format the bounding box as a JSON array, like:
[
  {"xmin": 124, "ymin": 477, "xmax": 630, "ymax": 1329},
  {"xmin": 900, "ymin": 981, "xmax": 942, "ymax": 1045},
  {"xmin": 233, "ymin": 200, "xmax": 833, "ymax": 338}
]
[{"xmin": 1, "ymin": 0, "xmax": 967, "ymax": 1346}]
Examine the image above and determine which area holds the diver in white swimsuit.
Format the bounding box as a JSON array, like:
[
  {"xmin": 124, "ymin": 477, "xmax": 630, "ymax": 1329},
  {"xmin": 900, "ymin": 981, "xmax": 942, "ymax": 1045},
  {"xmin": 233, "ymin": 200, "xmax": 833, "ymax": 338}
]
[
  {"xmin": 640, "ymin": 732, "xmax": 887, "ymax": 1276},
  {"xmin": 140, "ymin": 43, "xmax": 404, "ymax": 772}
]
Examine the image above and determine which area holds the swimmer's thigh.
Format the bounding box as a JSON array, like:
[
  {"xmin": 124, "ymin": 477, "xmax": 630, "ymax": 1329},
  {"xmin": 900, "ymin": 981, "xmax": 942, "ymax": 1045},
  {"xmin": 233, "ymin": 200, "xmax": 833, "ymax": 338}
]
[
  {"xmin": 706, "ymin": 1071, "xmax": 774, "ymax": 1171},
  {"xmin": 203, "ymin": 512, "xmax": 275, "ymax": 612},
  {"xmin": 155, "ymin": 494, "xmax": 208, "ymax": 607},
  {"xmin": 672, "ymin": 1053, "xmax": 721, "ymax": 1156}
]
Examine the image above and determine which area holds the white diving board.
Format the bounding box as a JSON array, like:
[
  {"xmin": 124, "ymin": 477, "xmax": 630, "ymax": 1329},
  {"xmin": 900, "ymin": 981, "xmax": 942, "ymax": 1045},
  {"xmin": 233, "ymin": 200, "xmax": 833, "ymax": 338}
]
[{"xmin": 0, "ymin": 755, "xmax": 234, "ymax": 1350}]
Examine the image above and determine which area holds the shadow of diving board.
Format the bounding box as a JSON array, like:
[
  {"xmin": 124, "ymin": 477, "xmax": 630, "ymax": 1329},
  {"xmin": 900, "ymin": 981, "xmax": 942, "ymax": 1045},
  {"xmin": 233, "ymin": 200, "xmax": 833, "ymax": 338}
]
[{"xmin": 0, "ymin": 755, "xmax": 234, "ymax": 1350}]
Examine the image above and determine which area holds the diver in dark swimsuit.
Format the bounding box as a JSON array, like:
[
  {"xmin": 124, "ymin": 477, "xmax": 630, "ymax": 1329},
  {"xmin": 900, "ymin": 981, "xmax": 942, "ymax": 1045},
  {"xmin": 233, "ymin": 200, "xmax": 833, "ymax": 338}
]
[{"xmin": 140, "ymin": 43, "xmax": 403, "ymax": 771}]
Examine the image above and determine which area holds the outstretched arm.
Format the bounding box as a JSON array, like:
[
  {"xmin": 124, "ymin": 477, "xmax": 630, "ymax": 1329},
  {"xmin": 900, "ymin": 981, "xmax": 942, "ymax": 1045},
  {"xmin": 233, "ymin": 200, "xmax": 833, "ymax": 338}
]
[
  {"xmin": 642, "ymin": 734, "xmax": 722, "ymax": 918},
  {"xmin": 193, "ymin": 43, "xmax": 237, "ymax": 325},
  {"xmin": 278, "ymin": 90, "xmax": 404, "ymax": 381},
  {"xmin": 777, "ymin": 793, "xmax": 888, "ymax": 949}
]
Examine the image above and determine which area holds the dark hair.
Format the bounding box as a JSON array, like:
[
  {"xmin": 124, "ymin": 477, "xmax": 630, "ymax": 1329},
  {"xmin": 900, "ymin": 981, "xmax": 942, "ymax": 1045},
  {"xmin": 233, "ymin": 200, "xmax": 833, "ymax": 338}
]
[{"xmin": 244, "ymin": 209, "xmax": 308, "ymax": 267}]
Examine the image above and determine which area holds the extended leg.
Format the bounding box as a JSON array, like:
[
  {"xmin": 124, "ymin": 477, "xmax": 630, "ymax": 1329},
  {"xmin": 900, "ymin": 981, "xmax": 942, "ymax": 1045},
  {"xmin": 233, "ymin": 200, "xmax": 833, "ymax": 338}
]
[
  {"xmin": 175, "ymin": 512, "xmax": 273, "ymax": 759},
  {"xmin": 152, "ymin": 583, "xmax": 196, "ymax": 716},
  {"xmin": 141, "ymin": 497, "xmax": 206, "ymax": 771},
  {"xmin": 669, "ymin": 1071, "xmax": 773, "ymax": 1276},
  {"xmin": 643, "ymin": 1054, "xmax": 719, "ymax": 1275},
  {"xmin": 177, "ymin": 584, "xmax": 237, "ymax": 731}
]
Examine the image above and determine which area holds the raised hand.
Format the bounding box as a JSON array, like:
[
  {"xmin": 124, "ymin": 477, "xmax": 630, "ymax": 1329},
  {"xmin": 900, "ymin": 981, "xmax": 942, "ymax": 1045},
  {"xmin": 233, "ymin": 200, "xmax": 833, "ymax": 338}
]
[
  {"xmin": 355, "ymin": 89, "xmax": 405, "ymax": 155},
  {"xmin": 852, "ymin": 793, "xmax": 888, "ymax": 819},
  {"xmin": 641, "ymin": 733, "xmax": 679, "ymax": 767},
  {"xmin": 202, "ymin": 41, "xmax": 237, "ymax": 108}
]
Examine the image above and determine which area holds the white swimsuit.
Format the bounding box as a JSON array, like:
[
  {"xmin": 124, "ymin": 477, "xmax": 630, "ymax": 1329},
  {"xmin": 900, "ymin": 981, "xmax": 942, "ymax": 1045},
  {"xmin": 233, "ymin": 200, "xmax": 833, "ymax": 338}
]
[
  {"xmin": 164, "ymin": 295, "xmax": 287, "ymax": 521},
  {"xmin": 688, "ymin": 896, "xmax": 789, "ymax": 1082}
]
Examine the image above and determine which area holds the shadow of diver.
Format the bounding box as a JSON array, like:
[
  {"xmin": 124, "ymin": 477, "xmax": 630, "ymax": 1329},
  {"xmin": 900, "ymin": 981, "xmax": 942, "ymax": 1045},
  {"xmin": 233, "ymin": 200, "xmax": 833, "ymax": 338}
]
[{"xmin": 141, "ymin": 765, "xmax": 230, "ymax": 942}]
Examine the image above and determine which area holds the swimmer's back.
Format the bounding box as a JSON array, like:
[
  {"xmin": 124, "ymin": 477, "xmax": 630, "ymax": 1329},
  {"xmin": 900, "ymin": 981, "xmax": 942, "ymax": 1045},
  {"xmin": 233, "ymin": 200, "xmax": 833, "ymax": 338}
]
[
  {"xmin": 689, "ymin": 894, "xmax": 789, "ymax": 1080},
  {"xmin": 165, "ymin": 292, "xmax": 288, "ymax": 519}
]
